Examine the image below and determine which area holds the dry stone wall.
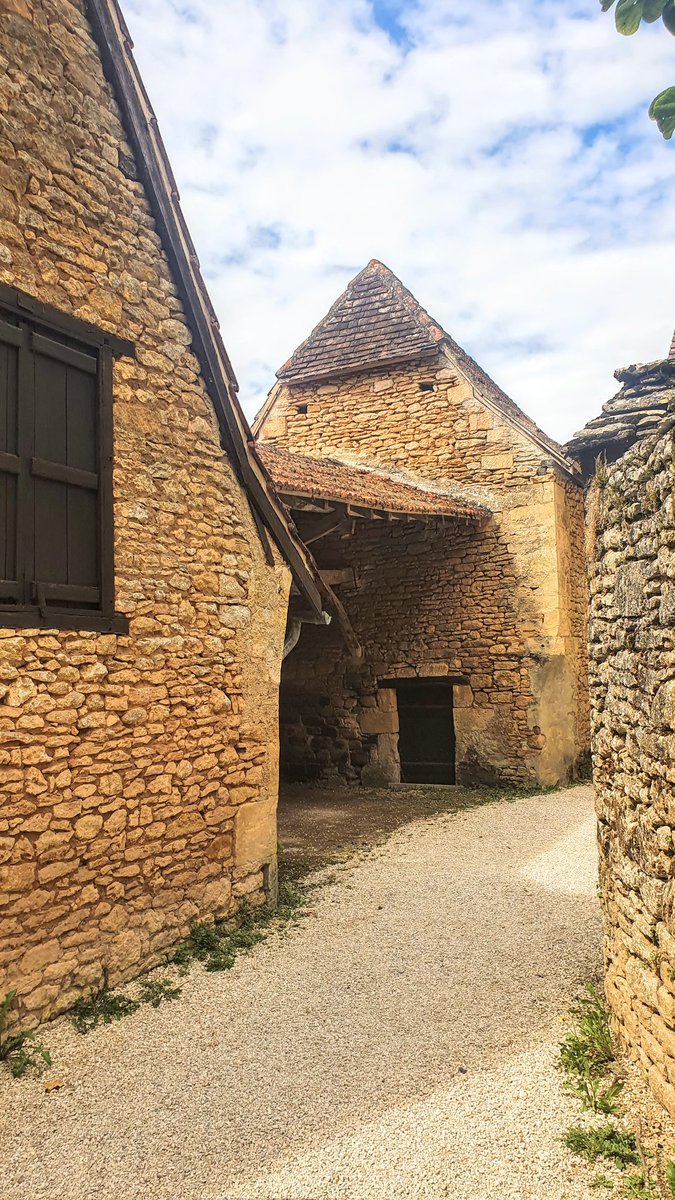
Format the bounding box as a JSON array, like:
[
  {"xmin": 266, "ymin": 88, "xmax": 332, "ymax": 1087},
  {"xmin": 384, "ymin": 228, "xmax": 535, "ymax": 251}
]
[
  {"xmin": 262, "ymin": 354, "xmax": 590, "ymax": 787},
  {"xmin": 589, "ymin": 416, "xmax": 675, "ymax": 1117},
  {"xmin": 0, "ymin": 0, "xmax": 290, "ymax": 1026}
]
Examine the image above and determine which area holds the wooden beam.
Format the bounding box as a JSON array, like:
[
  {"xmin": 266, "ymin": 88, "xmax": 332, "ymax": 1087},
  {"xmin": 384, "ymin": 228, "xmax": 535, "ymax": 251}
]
[
  {"xmin": 321, "ymin": 582, "xmax": 362, "ymax": 659},
  {"xmin": 319, "ymin": 568, "xmax": 357, "ymax": 588},
  {"xmin": 303, "ymin": 509, "xmax": 348, "ymax": 545}
]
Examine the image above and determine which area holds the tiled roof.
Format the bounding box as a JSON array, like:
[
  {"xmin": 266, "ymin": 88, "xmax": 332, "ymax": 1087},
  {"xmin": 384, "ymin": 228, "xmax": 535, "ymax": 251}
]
[
  {"xmin": 275, "ymin": 260, "xmax": 571, "ymax": 470},
  {"xmin": 277, "ymin": 260, "xmax": 445, "ymax": 383},
  {"xmin": 257, "ymin": 443, "xmax": 489, "ymax": 521},
  {"xmin": 567, "ymin": 354, "xmax": 675, "ymax": 463}
]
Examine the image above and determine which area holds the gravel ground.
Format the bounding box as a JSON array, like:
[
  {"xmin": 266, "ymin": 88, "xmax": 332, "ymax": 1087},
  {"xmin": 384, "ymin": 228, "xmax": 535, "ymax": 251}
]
[{"xmin": 1, "ymin": 784, "xmax": 602, "ymax": 1200}]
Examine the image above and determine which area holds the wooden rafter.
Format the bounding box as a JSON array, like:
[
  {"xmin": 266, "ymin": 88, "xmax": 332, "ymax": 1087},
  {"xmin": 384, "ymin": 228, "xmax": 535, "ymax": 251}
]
[{"xmin": 303, "ymin": 508, "xmax": 349, "ymax": 545}]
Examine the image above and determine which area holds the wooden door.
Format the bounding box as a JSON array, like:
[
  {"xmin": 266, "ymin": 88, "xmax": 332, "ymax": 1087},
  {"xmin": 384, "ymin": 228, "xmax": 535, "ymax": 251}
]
[{"xmin": 397, "ymin": 682, "xmax": 456, "ymax": 784}]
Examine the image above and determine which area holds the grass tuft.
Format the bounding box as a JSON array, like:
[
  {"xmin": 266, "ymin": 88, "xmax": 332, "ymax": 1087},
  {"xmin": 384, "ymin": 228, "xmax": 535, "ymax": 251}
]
[
  {"xmin": 564, "ymin": 1124, "xmax": 641, "ymax": 1168},
  {"xmin": 619, "ymin": 1172, "xmax": 657, "ymax": 1198},
  {"xmin": 173, "ymin": 880, "xmax": 309, "ymax": 975},
  {"xmin": 71, "ymin": 970, "xmax": 183, "ymax": 1033},
  {"xmin": 0, "ymin": 990, "xmax": 51, "ymax": 1078},
  {"xmin": 559, "ymin": 984, "xmax": 622, "ymax": 1114},
  {"xmin": 136, "ymin": 977, "xmax": 182, "ymax": 1008},
  {"xmin": 70, "ymin": 971, "xmax": 141, "ymax": 1034}
]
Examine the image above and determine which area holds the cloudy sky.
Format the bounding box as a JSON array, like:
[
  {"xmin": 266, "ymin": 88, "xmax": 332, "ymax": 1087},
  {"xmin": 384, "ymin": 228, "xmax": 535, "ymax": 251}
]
[{"xmin": 122, "ymin": 0, "xmax": 675, "ymax": 443}]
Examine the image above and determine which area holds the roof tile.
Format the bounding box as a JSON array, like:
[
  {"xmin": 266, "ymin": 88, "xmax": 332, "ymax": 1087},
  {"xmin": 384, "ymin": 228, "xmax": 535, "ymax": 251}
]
[
  {"xmin": 275, "ymin": 260, "xmax": 570, "ymax": 468},
  {"xmin": 257, "ymin": 443, "xmax": 489, "ymax": 521}
]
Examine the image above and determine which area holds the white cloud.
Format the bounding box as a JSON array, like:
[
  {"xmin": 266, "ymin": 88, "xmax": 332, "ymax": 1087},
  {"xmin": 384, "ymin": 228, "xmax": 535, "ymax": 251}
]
[{"xmin": 122, "ymin": 0, "xmax": 675, "ymax": 442}]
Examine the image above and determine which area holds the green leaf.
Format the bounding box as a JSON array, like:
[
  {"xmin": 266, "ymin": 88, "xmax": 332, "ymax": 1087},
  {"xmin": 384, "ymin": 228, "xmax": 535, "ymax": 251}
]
[
  {"xmin": 643, "ymin": 0, "xmax": 669, "ymax": 19},
  {"xmin": 666, "ymin": 1157, "xmax": 675, "ymax": 1195},
  {"xmin": 600, "ymin": 0, "xmax": 617, "ymax": 10},
  {"xmin": 615, "ymin": 0, "xmax": 646, "ymax": 34},
  {"xmin": 649, "ymin": 86, "xmax": 675, "ymax": 138},
  {"xmin": 663, "ymin": 1, "xmax": 675, "ymax": 33}
]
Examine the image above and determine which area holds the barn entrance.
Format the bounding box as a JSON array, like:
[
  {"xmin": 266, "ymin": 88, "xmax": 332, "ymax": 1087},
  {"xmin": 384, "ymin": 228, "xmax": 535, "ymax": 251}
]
[{"xmin": 394, "ymin": 680, "xmax": 456, "ymax": 784}]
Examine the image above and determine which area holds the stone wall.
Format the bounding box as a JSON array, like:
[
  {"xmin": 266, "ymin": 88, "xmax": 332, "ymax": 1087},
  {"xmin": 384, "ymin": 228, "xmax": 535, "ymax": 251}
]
[
  {"xmin": 262, "ymin": 352, "xmax": 590, "ymax": 787},
  {"xmin": 0, "ymin": 0, "xmax": 290, "ymax": 1026},
  {"xmin": 589, "ymin": 416, "xmax": 675, "ymax": 1117}
]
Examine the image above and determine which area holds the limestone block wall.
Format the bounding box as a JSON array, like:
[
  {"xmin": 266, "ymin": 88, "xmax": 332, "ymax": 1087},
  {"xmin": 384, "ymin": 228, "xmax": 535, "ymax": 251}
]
[
  {"xmin": 0, "ymin": 0, "xmax": 290, "ymax": 1026},
  {"xmin": 282, "ymin": 496, "xmax": 588, "ymax": 787},
  {"xmin": 262, "ymin": 353, "xmax": 590, "ymax": 786},
  {"xmin": 588, "ymin": 417, "xmax": 675, "ymax": 1117}
]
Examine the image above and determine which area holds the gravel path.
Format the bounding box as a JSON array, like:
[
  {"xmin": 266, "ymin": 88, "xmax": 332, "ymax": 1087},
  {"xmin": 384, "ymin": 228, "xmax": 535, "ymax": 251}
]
[{"xmin": 1, "ymin": 785, "xmax": 602, "ymax": 1200}]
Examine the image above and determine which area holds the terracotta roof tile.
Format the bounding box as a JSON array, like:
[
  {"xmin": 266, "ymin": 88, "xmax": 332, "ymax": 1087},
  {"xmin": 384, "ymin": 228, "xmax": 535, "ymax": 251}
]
[{"xmin": 257, "ymin": 443, "xmax": 489, "ymax": 521}]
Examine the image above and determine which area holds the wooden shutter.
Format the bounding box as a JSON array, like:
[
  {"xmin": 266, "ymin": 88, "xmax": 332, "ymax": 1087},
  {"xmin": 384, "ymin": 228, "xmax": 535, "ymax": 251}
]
[
  {"xmin": 0, "ymin": 318, "xmax": 21, "ymax": 604},
  {"xmin": 0, "ymin": 283, "xmax": 131, "ymax": 633},
  {"xmin": 30, "ymin": 332, "xmax": 102, "ymax": 614}
]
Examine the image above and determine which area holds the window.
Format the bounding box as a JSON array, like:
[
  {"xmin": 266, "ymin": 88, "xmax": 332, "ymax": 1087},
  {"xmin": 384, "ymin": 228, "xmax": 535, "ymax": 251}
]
[{"xmin": 0, "ymin": 284, "xmax": 132, "ymax": 632}]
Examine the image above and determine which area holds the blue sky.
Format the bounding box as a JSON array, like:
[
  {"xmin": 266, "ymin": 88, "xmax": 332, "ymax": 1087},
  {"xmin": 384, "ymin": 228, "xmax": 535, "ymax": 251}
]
[{"xmin": 123, "ymin": 0, "xmax": 675, "ymax": 441}]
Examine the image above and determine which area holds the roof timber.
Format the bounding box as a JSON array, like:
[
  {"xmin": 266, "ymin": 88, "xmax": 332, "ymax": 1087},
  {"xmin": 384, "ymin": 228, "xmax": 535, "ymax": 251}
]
[{"xmin": 285, "ymin": 492, "xmax": 482, "ymax": 527}]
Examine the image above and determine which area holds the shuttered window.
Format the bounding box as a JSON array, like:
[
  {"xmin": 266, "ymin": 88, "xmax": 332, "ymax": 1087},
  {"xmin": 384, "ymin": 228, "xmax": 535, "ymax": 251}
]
[{"xmin": 0, "ymin": 285, "xmax": 132, "ymax": 633}]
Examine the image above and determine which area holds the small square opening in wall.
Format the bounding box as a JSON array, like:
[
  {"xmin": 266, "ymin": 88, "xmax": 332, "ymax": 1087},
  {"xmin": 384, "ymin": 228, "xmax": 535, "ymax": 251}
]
[
  {"xmin": 418, "ymin": 382, "xmax": 434, "ymax": 393},
  {"xmin": 296, "ymin": 403, "xmax": 308, "ymax": 415}
]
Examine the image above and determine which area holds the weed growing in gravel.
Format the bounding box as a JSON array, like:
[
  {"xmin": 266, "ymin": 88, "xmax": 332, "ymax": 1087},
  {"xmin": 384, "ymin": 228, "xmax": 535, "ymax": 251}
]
[
  {"xmin": 0, "ymin": 990, "xmax": 51, "ymax": 1078},
  {"xmin": 590, "ymin": 1176, "xmax": 614, "ymax": 1190},
  {"xmin": 564, "ymin": 1124, "xmax": 641, "ymax": 1168},
  {"xmin": 70, "ymin": 973, "xmax": 141, "ymax": 1034},
  {"xmin": 172, "ymin": 881, "xmax": 309, "ymax": 974},
  {"xmin": 667, "ymin": 1159, "xmax": 675, "ymax": 1196},
  {"xmin": 136, "ymin": 977, "xmax": 183, "ymax": 1008},
  {"xmin": 619, "ymin": 1173, "xmax": 657, "ymax": 1198},
  {"xmin": 465, "ymin": 781, "xmax": 561, "ymax": 806},
  {"xmin": 70, "ymin": 971, "xmax": 181, "ymax": 1034},
  {"xmin": 559, "ymin": 984, "xmax": 622, "ymax": 1114}
]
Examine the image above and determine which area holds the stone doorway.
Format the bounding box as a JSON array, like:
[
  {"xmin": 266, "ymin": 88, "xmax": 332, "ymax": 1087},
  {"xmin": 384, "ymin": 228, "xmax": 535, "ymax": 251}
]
[{"xmin": 388, "ymin": 679, "xmax": 456, "ymax": 784}]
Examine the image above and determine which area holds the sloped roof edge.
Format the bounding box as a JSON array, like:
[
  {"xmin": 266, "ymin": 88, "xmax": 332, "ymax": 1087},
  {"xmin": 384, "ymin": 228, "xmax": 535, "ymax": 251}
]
[
  {"xmin": 87, "ymin": 0, "xmax": 323, "ymax": 616},
  {"xmin": 258, "ymin": 443, "xmax": 490, "ymax": 520}
]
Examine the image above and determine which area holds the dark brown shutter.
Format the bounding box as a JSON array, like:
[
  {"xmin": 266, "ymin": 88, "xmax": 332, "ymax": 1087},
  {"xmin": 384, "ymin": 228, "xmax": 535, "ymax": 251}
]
[
  {"xmin": 30, "ymin": 333, "xmax": 101, "ymax": 612},
  {"xmin": 0, "ymin": 319, "xmax": 21, "ymax": 603}
]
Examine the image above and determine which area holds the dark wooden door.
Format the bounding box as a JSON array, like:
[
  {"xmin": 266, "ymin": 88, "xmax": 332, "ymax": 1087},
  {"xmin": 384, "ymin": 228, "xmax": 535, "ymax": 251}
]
[{"xmin": 397, "ymin": 682, "xmax": 456, "ymax": 784}]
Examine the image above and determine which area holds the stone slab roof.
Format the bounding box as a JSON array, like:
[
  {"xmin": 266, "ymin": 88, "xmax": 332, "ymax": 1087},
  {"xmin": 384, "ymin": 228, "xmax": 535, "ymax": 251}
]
[
  {"xmin": 257, "ymin": 444, "xmax": 489, "ymax": 521},
  {"xmin": 567, "ymin": 356, "xmax": 675, "ymax": 463},
  {"xmin": 274, "ymin": 260, "xmax": 573, "ymax": 472},
  {"xmin": 277, "ymin": 260, "xmax": 445, "ymax": 384}
]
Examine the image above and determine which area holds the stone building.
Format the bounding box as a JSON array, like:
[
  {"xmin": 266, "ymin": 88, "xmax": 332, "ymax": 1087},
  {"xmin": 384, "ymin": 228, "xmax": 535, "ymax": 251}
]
[
  {"xmin": 0, "ymin": 0, "xmax": 324, "ymax": 1026},
  {"xmin": 568, "ymin": 337, "xmax": 675, "ymax": 1117},
  {"xmin": 256, "ymin": 260, "xmax": 590, "ymax": 789}
]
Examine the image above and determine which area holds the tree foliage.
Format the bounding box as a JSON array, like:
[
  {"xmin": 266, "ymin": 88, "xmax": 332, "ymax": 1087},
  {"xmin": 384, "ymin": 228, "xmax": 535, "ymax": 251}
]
[{"xmin": 600, "ymin": 0, "xmax": 675, "ymax": 137}]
